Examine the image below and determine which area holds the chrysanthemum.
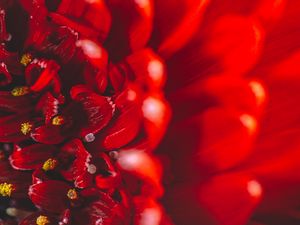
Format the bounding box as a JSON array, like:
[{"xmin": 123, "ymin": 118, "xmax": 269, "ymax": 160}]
[{"xmin": 0, "ymin": 0, "xmax": 179, "ymax": 224}]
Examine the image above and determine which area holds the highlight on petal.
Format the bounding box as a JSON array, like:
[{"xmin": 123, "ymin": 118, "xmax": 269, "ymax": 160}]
[
  {"xmin": 125, "ymin": 49, "xmax": 166, "ymax": 89},
  {"xmin": 117, "ymin": 150, "xmax": 163, "ymax": 197},
  {"xmin": 204, "ymin": 15, "xmax": 265, "ymax": 75},
  {"xmin": 157, "ymin": 0, "xmax": 210, "ymax": 57},
  {"xmin": 76, "ymin": 39, "xmax": 108, "ymax": 69},
  {"xmin": 142, "ymin": 94, "xmax": 171, "ymax": 149},
  {"xmin": 254, "ymin": 0, "xmax": 286, "ymax": 25},
  {"xmin": 9, "ymin": 144, "xmax": 57, "ymax": 170},
  {"xmin": 100, "ymin": 100, "xmax": 142, "ymax": 150},
  {"xmin": 198, "ymin": 174, "xmax": 262, "ymax": 225},
  {"xmin": 71, "ymin": 86, "xmax": 114, "ymax": 137},
  {"xmin": 105, "ymin": 0, "xmax": 154, "ymax": 60},
  {"xmin": 197, "ymin": 108, "xmax": 256, "ymax": 172},
  {"xmin": 29, "ymin": 180, "xmax": 71, "ymax": 213}
]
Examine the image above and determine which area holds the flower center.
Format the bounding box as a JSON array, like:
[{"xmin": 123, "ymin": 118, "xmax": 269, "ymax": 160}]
[
  {"xmin": 67, "ymin": 189, "xmax": 78, "ymax": 200},
  {"xmin": 0, "ymin": 182, "xmax": 14, "ymax": 197},
  {"xmin": 36, "ymin": 215, "xmax": 50, "ymax": 225},
  {"xmin": 42, "ymin": 158, "xmax": 58, "ymax": 171},
  {"xmin": 20, "ymin": 122, "xmax": 33, "ymax": 135},
  {"xmin": 20, "ymin": 53, "xmax": 33, "ymax": 66},
  {"xmin": 11, "ymin": 86, "xmax": 30, "ymax": 97},
  {"xmin": 52, "ymin": 115, "xmax": 65, "ymax": 125}
]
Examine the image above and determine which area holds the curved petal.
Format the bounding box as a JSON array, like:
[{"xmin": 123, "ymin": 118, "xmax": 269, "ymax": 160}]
[
  {"xmin": 0, "ymin": 114, "xmax": 33, "ymax": 143},
  {"xmin": 142, "ymin": 94, "xmax": 171, "ymax": 150},
  {"xmin": 72, "ymin": 188, "xmax": 128, "ymax": 225},
  {"xmin": 125, "ymin": 48, "xmax": 166, "ymax": 90},
  {"xmin": 198, "ymin": 174, "xmax": 262, "ymax": 225},
  {"xmin": 29, "ymin": 180, "xmax": 71, "ymax": 213},
  {"xmin": 155, "ymin": 0, "xmax": 210, "ymax": 58},
  {"xmin": 71, "ymin": 86, "xmax": 114, "ymax": 138},
  {"xmin": 31, "ymin": 125, "xmax": 66, "ymax": 144},
  {"xmin": 20, "ymin": 212, "xmax": 59, "ymax": 225},
  {"xmin": 105, "ymin": 0, "xmax": 154, "ymax": 60},
  {"xmin": 204, "ymin": 15, "xmax": 264, "ymax": 75},
  {"xmin": 50, "ymin": 0, "xmax": 111, "ymax": 41},
  {"xmin": 117, "ymin": 150, "xmax": 163, "ymax": 197},
  {"xmin": 9, "ymin": 144, "xmax": 57, "ymax": 170},
  {"xmin": 100, "ymin": 97, "xmax": 142, "ymax": 150}
]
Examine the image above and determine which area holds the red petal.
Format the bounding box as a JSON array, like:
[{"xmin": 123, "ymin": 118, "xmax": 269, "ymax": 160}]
[
  {"xmin": 133, "ymin": 197, "xmax": 163, "ymax": 225},
  {"xmin": 25, "ymin": 60, "xmax": 60, "ymax": 92},
  {"xmin": 50, "ymin": 0, "xmax": 111, "ymax": 41},
  {"xmin": 0, "ymin": 114, "xmax": 33, "ymax": 142},
  {"xmin": 142, "ymin": 94, "xmax": 171, "ymax": 150},
  {"xmin": 204, "ymin": 15, "xmax": 264, "ymax": 75},
  {"xmin": 0, "ymin": 45, "xmax": 23, "ymax": 75},
  {"xmin": 95, "ymin": 153, "xmax": 121, "ymax": 189},
  {"xmin": 19, "ymin": 0, "xmax": 45, "ymax": 13},
  {"xmin": 198, "ymin": 174, "xmax": 262, "ymax": 225},
  {"xmin": 31, "ymin": 125, "xmax": 66, "ymax": 144},
  {"xmin": 0, "ymin": 161, "xmax": 31, "ymax": 198},
  {"xmin": 117, "ymin": 150, "xmax": 163, "ymax": 197},
  {"xmin": 76, "ymin": 39, "xmax": 108, "ymax": 69},
  {"xmin": 71, "ymin": 86, "xmax": 114, "ymax": 137},
  {"xmin": 25, "ymin": 21, "xmax": 77, "ymax": 63},
  {"xmin": 20, "ymin": 212, "xmax": 59, "ymax": 225},
  {"xmin": 9, "ymin": 144, "xmax": 57, "ymax": 170},
  {"xmin": 83, "ymin": 63, "xmax": 108, "ymax": 93},
  {"xmin": 125, "ymin": 49, "xmax": 166, "ymax": 90},
  {"xmin": 156, "ymin": 0, "xmax": 210, "ymax": 57},
  {"xmin": 105, "ymin": 0, "xmax": 154, "ymax": 60},
  {"xmin": 100, "ymin": 100, "xmax": 142, "ymax": 150},
  {"xmin": 72, "ymin": 188, "xmax": 128, "ymax": 225},
  {"xmin": 36, "ymin": 92, "xmax": 60, "ymax": 124},
  {"xmin": 0, "ymin": 91, "xmax": 33, "ymax": 113},
  {"xmin": 197, "ymin": 108, "xmax": 256, "ymax": 172},
  {"xmin": 29, "ymin": 180, "xmax": 71, "ymax": 213},
  {"xmin": 0, "ymin": 10, "xmax": 10, "ymax": 42},
  {"xmin": 32, "ymin": 168, "xmax": 51, "ymax": 185},
  {"xmin": 71, "ymin": 139, "xmax": 93, "ymax": 189}
]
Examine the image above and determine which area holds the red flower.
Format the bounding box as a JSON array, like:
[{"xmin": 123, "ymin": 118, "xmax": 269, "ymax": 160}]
[{"xmin": 0, "ymin": 0, "xmax": 179, "ymax": 224}]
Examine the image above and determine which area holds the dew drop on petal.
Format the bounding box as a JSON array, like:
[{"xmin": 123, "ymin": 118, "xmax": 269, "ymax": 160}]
[
  {"xmin": 84, "ymin": 133, "xmax": 95, "ymax": 142},
  {"xmin": 85, "ymin": 0, "xmax": 98, "ymax": 3},
  {"xmin": 240, "ymin": 114, "xmax": 257, "ymax": 134},
  {"xmin": 127, "ymin": 89, "xmax": 137, "ymax": 101},
  {"xmin": 142, "ymin": 97, "xmax": 164, "ymax": 125},
  {"xmin": 118, "ymin": 150, "xmax": 142, "ymax": 170},
  {"xmin": 134, "ymin": 0, "xmax": 149, "ymax": 8},
  {"xmin": 140, "ymin": 208, "xmax": 161, "ymax": 225},
  {"xmin": 76, "ymin": 40, "xmax": 102, "ymax": 59},
  {"xmin": 148, "ymin": 60, "xmax": 164, "ymax": 84},
  {"xmin": 247, "ymin": 180, "xmax": 262, "ymax": 198},
  {"xmin": 87, "ymin": 164, "xmax": 97, "ymax": 174},
  {"xmin": 249, "ymin": 81, "xmax": 266, "ymax": 105},
  {"xmin": 109, "ymin": 151, "xmax": 119, "ymax": 160}
]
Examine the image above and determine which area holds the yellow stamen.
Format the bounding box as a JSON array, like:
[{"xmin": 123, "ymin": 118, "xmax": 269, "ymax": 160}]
[
  {"xmin": 42, "ymin": 158, "xmax": 58, "ymax": 171},
  {"xmin": 36, "ymin": 215, "xmax": 50, "ymax": 225},
  {"xmin": 20, "ymin": 53, "xmax": 33, "ymax": 66},
  {"xmin": 67, "ymin": 189, "xmax": 78, "ymax": 200},
  {"xmin": 11, "ymin": 86, "xmax": 30, "ymax": 97},
  {"xmin": 0, "ymin": 182, "xmax": 14, "ymax": 197},
  {"xmin": 52, "ymin": 116, "xmax": 65, "ymax": 126},
  {"xmin": 20, "ymin": 122, "xmax": 33, "ymax": 135}
]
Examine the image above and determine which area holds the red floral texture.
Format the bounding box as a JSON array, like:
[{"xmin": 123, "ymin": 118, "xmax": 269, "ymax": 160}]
[
  {"xmin": 156, "ymin": 0, "xmax": 300, "ymax": 225},
  {"xmin": 0, "ymin": 0, "xmax": 180, "ymax": 224}
]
